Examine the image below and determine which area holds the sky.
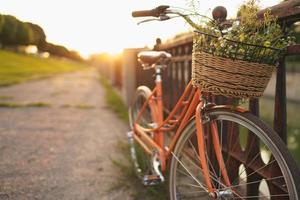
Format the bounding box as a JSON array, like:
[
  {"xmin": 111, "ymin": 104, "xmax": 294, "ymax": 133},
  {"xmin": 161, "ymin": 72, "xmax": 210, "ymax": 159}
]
[{"xmin": 0, "ymin": 0, "xmax": 280, "ymax": 57}]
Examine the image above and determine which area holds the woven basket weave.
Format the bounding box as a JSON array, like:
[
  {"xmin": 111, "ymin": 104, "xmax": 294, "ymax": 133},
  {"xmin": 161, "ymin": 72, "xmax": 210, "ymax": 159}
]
[
  {"xmin": 192, "ymin": 51, "xmax": 275, "ymax": 98},
  {"xmin": 192, "ymin": 31, "xmax": 278, "ymax": 98}
]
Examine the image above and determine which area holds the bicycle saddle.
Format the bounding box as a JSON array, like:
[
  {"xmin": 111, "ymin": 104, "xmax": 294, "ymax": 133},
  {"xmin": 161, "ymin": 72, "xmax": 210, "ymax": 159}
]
[{"xmin": 138, "ymin": 51, "xmax": 172, "ymax": 68}]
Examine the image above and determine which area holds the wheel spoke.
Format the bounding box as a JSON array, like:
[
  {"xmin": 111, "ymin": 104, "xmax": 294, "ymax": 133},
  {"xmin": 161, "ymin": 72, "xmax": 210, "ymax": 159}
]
[
  {"xmin": 239, "ymin": 159, "xmax": 276, "ymax": 183},
  {"xmin": 181, "ymin": 152, "xmax": 245, "ymax": 199},
  {"xmin": 172, "ymin": 151, "xmax": 208, "ymax": 192},
  {"xmin": 230, "ymin": 132, "xmax": 263, "ymax": 186},
  {"xmin": 233, "ymin": 193, "xmax": 289, "ymax": 199},
  {"xmin": 180, "ymin": 148, "xmax": 225, "ymax": 189},
  {"xmin": 177, "ymin": 182, "xmax": 205, "ymax": 189},
  {"xmin": 169, "ymin": 111, "xmax": 297, "ymax": 200},
  {"xmin": 188, "ymin": 129, "xmax": 221, "ymax": 190},
  {"xmin": 224, "ymin": 175, "xmax": 284, "ymax": 190},
  {"xmin": 187, "ymin": 139, "xmax": 201, "ymax": 163},
  {"xmin": 186, "ymin": 138, "xmax": 225, "ymax": 188},
  {"xmin": 218, "ymin": 121, "xmax": 239, "ymax": 185},
  {"xmin": 203, "ymin": 140, "xmax": 219, "ymax": 187},
  {"xmin": 177, "ymin": 137, "xmax": 257, "ymax": 199},
  {"xmin": 177, "ymin": 168, "xmax": 205, "ymax": 186}
]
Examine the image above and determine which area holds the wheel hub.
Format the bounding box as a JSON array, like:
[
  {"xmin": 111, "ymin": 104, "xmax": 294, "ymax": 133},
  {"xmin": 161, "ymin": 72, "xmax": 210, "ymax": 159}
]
[{"xmin": 209, "ymin": 189, "xmax": 234, "ymax": 199}]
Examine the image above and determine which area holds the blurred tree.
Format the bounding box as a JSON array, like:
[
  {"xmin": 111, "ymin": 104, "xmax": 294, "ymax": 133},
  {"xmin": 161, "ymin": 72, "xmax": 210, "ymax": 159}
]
[
  {"xmin": 26, "ymin": 22, "xmax": 46, "ymax": 49},
  {"xmin": 0, "ymin": 13, "xmax": 83, "ymax": 61},
  {"xmin": 47, "ymin": 43, "xmax": 69, "ymax": 56},
  {"xmin": 68, "ymin": 50, "xmax": 83, "ymax": 61},
  {"xmin": 293, "ymin": 24, "xmax": 300, "ymax": 42},
  {"xmin": 16, "ymin": 22, "xmax": 34, "ymax": 45},
  {"xmin": 0, "ymin": 15, "xmax": 4, "ymax": 35},
  {"xmin": 1, "ymin": 15, "xmax": 18, "ymax": 45},
  {"xmin": 42, "ymin": 42, "xmax": 83, "ymax": 61},
  {"xmin": 287, "ymin": 24, "xmax": 300, "ymax": 62}
]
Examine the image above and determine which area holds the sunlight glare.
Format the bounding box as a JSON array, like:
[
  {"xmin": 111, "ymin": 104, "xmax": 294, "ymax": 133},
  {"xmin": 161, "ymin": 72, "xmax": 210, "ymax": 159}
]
[{"xmin": 0, "ymin": 0, "xmax": 280, "ymax": 57}]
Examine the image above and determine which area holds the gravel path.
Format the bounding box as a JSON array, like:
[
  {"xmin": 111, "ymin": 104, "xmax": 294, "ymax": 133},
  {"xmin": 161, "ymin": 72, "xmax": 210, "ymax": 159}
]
[{"xmin": 0, "ymin": 69, "xmax": 133, "ymax": 200}]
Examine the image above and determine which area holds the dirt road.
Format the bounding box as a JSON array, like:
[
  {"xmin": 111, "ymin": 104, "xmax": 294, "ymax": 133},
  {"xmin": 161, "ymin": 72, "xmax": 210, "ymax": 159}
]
[{"xmin": 0, "ymin": 69, "xmax": 133, "ymax": 200}]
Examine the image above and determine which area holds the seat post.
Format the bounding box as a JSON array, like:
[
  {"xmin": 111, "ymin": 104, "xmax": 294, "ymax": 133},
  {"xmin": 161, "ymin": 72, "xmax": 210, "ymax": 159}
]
[
  {"xmin": 154, "ymin": 65, "xmax": 164, "ymax": 148},
  {"xmin": 155, "ymin": 65, "xmax": 162, "ymax": 82}
]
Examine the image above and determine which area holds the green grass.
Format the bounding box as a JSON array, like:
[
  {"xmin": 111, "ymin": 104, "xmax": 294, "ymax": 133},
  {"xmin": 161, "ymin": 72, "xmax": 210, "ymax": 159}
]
[
  {"xmin": 99, "ymin": 76, "xmax": 168, "ymax": 199},
  {"xmin": 286, "ymin": 57, "xmax": 300, "ymax": 72},
  {"xmin": 286, "ymin": 61, "xmax": 300, "ymax": 72},
  {"xmin": 25, "ymin": 102, "xmax": 50, "ymax": 107},
  {"xmin": 0, "ymin": 50, "xmax": 89, "ymax": 86},
  {"xmin": 0, "ymin": 102, "xmax": 23, "ymax": 108},
  {"xmin": 99, "ymin": 76, "xmax": 129, "ymax": 122},
  {"xmin": 111, "ymin": 141, "xmax": 169, "ymax": 200},
  {"xmin": 0, "ymin": 102, "xmax": 50, "ymax": 108},
  {"xmin": 60, "ymin": 104, "xmax": 95, "ymax": 109},
  {"xmin": 74, "ymin": 104, "xmax": 95, "ymax": 109},
  {"xmin": 0, "ymin": 96, "xmax": 13, "ymax": 100}
]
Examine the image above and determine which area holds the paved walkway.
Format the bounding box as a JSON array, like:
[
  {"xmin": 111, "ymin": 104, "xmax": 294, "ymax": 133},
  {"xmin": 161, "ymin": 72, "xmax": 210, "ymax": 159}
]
[{"xmin": 0, "ymin": 69, "xmax": 133, "ymax": 200}]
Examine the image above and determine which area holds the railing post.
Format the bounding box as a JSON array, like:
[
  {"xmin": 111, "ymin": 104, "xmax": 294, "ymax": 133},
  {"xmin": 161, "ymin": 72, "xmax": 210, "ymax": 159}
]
[
  {"xmin": 122, "ymin": 48, "xmax": 142, "ymax": 106},
  {"xmin": 273, "ymin": 57, "xmax": 287, "ymax": 144},
  {"xmin": 249, "ymin": 99, "xmax": 259, "ymax": 116}
]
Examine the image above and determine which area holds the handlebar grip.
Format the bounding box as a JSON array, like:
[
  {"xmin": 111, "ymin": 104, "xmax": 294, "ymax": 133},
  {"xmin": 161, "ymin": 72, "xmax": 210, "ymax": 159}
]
[{"xmin": 132, "ymin": 9, "xmax": 157, "ymax": 17}]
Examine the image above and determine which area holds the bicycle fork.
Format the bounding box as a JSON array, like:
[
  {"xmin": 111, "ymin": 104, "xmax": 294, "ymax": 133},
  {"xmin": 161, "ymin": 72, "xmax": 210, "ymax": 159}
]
[{"xmin": 195, "ymin": 102, "xmax": 233, "ymax": 199}]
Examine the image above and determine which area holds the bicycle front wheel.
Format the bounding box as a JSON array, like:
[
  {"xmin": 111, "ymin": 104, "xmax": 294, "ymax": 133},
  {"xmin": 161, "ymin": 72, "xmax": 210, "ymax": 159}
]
[{"xmin": 169, "ymin": 108, "xmax": 300, "ymax": 200}]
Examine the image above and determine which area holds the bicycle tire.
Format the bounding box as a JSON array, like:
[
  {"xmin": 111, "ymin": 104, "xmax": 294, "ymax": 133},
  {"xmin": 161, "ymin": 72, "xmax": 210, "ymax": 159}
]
[
  {"xmin": 128, "ymin": 86, "xmax": 155, "ymax": 179},
  {"xmin": 169, "ymin": 107, "xmax": 300, "ymax": 200},
  {"xmin": 129, "ymin": 86, "xmax": 154, "ymax": 129}
]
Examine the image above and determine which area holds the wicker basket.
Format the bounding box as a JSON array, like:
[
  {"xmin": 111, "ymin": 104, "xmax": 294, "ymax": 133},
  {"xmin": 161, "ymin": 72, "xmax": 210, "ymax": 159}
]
[{"xmin": 192, "ymin": 31, "xmax": 281, "ymax": 98}]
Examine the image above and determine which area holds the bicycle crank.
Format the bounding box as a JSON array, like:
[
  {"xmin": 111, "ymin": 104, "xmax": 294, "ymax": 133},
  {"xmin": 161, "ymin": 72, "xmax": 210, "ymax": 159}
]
[
  {"xmin": 127, "ymin": 131, "xmax": 165, "ymax": 186},
  {"xmin": 143, "ymin": 152, "xmax": 164, "ymax": 186}
]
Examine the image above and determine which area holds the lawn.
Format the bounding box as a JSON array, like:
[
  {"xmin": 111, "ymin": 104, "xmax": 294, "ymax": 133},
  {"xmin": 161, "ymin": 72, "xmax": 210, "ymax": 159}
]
[
  {"xmin": 0, "ymin": 50, "xmax": 89, "ymax": 86},
  {"xmin": 99, "ymin": 76, "xmax": 129, "ymax": 122},
  {"xmin": 99, "ymin": 76, "xmax": 168, "ymax": 200}
]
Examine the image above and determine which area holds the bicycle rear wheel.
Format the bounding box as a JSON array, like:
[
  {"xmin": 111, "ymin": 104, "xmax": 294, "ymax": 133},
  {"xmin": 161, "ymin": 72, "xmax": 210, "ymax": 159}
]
[
  {"xmin": 128, "ymin": 86, "xmax": 155, "ymax": 179},
  {"xmin": 129, "ymin": 86, "xmax": 154, "ymax": 129},
  {"xmin": 169, "ymin": 108, "xmax": 300, "ymax": 200}
]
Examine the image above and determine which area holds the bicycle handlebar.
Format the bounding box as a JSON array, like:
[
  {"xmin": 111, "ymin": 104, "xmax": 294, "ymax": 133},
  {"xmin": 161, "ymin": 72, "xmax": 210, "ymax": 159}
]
[
  {"xmin": 132, "ymin": 5, "xmax": 230, "ymax": 29},
  {"xmin": 132, "ymin": 5, "xmax": 170, "ymax": 18},
  {"xmin": 132, "ymin": 10, "xmax": 157, "ymax": 17}
]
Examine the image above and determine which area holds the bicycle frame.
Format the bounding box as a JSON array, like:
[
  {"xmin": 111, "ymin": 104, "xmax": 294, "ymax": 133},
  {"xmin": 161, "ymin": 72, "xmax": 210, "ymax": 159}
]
[{"xmin": 132, "ymin": 67, "xmax": 248, "ymax": 192}]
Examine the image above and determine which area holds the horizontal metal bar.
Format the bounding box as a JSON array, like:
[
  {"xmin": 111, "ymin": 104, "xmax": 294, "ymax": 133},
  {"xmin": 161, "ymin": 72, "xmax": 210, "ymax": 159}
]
[
  {"xmin": 171, "ymin": 55, "xmax": 192, "ymax": 62},
  {"xmin": 158, "ymin": 33, "xmax": 193, "ymax": 50},
  {"xmin": 133, "ymin": 134, "xmax": 152, "ymax": 155},
  {"xmin": 258, "ymin": 0, "xmax": 300, "ymax": 24}
]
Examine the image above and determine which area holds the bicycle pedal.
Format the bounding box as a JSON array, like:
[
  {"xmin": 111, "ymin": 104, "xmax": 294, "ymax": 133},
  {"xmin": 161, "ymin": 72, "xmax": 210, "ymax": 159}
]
[
  {"xmin": 127, "ymin": 131, "xmax": 133, "ymax": 139},
  {"xmin": 143, "ymin": 174, "xmax": 162, "ymax": 186}
]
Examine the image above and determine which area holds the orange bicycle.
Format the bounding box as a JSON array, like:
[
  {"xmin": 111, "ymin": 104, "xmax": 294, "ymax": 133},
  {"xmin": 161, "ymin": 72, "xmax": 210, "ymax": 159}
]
[{"xmin": 128, "ymin": 5, "xmax": 300, "ymax": 200}]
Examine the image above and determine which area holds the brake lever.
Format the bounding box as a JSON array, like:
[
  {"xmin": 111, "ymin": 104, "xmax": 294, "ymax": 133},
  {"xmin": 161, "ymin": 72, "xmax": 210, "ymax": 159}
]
[
  {"xmin": 137, "ymin": 18, "xmax": 160, "ymax": 25},
  {"xmin": 159, "ymin": 15, "xmax": 170, "ymax": 21},
  {"xmin": 137, "ymin": 15, "xmax": 171, "ymax": 25}
]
